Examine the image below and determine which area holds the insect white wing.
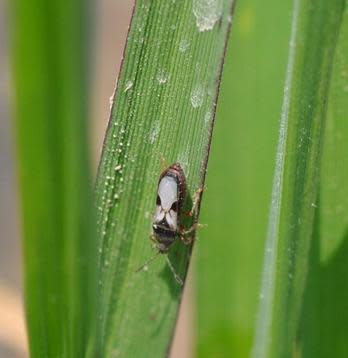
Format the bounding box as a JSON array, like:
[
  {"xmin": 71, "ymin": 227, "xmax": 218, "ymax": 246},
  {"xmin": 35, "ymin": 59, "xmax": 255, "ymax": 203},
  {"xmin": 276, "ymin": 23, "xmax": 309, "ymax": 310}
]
[
  {"xmin": 158, "ymin": 176, "xmax": 177, "ymax": 210},
  {"xmin": 154, "ymin": 205, "xmax": 165, "ymax": 222},
  {"xmin": 155, "ymin": 175, "xmax": 178, "ymax": 230},
  {"xmin": 166, "ymin": 210, "xmax": 177, "ymax": 230}
]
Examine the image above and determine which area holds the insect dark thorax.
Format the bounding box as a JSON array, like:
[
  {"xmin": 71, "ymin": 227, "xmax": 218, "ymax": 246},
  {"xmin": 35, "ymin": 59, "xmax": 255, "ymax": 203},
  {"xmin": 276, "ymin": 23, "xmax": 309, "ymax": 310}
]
[{"xmin": 152, "ymin": 163, "xmax": 187, "ymax": 253}]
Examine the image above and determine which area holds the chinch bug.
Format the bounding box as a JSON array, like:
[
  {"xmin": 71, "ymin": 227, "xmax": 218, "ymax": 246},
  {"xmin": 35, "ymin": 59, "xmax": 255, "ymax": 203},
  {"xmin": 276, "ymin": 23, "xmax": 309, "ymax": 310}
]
[{"xmin": 136, "ymin": 162, "xmax": 202, "ymax": 285}]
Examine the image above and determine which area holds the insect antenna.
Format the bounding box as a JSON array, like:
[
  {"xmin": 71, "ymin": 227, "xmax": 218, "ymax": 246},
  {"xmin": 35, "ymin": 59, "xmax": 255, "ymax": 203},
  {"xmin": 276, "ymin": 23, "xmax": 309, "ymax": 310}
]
[
  {"xmin": 165, "ymin": 255, "xmax": 184, "ymax": 286},
  {"xmin": 135, "ymin": 251, "xmax": 161, "ymax": 273}
]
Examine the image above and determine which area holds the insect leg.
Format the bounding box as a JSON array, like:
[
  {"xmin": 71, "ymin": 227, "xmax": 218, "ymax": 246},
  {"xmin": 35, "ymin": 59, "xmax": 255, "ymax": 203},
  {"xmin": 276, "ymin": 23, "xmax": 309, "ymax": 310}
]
[
  {"xmin": 179, "ymin": 223, "xmax": 206, "ymax": 244},
  {"xmin": 186, "ymin": 187, "xmax": 204, "ymax": 217},
  {"xmin": 135, "ymin": 251, "xmax": 161, "ymax": 273},
  {"xmin": 165, "ymin": 255, "xmax": 184, "ymax": 286},
  {"xmin": 180, "ymin": 187, "xmax": 205, "ymax": 244},
  {"xmin": 150, "ymin": 233, "xmax": 157, "ymax": 244}
]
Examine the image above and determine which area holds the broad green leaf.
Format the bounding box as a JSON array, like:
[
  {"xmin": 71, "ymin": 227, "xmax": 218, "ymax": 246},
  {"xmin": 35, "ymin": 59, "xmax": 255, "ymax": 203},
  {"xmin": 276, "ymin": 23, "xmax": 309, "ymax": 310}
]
[
  {"xmin": 11, "ymin": 1, "xmax": 99, "ymax": 356},
  {"xmin": 195, "ymin": 0, "xmax": 292, "ymax": 356},
  {"xmin": 299, "ymin": 3, "xmax": 348, "ymax": 357},
  {"xmin": 252, "ymin": 0, "xmax": 345, "ymax": 357},
  {"xmin": 95, "ymin": 1, "xmax": 234, "ymax": 356}
]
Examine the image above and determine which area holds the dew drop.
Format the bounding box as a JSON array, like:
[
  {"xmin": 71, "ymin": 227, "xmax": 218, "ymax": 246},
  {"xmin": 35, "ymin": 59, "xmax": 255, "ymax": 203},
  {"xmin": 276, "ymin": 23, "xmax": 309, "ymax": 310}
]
[
  {"xmin": 191, "ymin": 85, "xmax": 204, "ymax": 108},
  {"xmin": 204, "ymin": 111, "xmax": 211, "ymax": 124},
  {"xmin": 156, "ymin": 70, "xmax": 168, "ymax": 85},
  {"xmin": 179, "ymin": 38, "xmax": 190, "ymax": 52},
  {"xmin": 193, "ymin": 0, "xmax": 223, "ymax": 32},
  {"xmin": 149, "ymin": 120, "xmax": 160, "ymax": 144},
  {"xmin": 124, "ymin": 80, "xmax": 133, "ymax": 92}
]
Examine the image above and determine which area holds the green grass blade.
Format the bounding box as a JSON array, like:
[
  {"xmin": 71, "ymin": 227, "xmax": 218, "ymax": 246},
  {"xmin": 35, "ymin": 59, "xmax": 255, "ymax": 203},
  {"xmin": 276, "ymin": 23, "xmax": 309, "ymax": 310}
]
[
  {"xmin": 252, "ymin": 1, "xmax": 345, "ymax": 357},
  {"xmin": 299, "ymin": 3, "xmax": 348, "ymax": 357},
  {"xmin": 11, "ymin": 1, "xmax": 99, "ymax": 356},
  {"xmin": 95, "ymin": 1, "xmax": 234, "ymax": 356},
  {"xmin": 195, "ymin": 0, "xmax": 292, "ymax": 356}
]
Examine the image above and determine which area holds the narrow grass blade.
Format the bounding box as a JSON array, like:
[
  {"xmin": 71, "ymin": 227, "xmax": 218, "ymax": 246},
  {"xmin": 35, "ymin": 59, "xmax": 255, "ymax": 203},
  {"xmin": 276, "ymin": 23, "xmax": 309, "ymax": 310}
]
[
  {"xmin": 194, "ymin": 0, "xmax": 292, "ymax": 356},
  {"xmin": 11, "ymin": 1, "xmax": 99, "ymax": 356},
  {"xmin": 95, "ymin": 1, "xmax": 234, "ymax": 356},
  {"xmin": 299, "ymin": 3, "xmax": 348, "ymax": 357},
  {"xmin": 252, "ymin": 1, "xmax": 345, "ymax": 357}
]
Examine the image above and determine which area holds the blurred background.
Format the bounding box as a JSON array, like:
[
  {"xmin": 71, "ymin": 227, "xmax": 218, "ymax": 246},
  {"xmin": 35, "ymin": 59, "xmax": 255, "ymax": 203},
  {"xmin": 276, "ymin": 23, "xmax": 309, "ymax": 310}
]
[
  {"xmin": 0, "ymin": 1, "xmax": 145, "ymax": 357},
  {"xmin": 0, "ymin": 1, "xmax": 26, "ymax": 356}
]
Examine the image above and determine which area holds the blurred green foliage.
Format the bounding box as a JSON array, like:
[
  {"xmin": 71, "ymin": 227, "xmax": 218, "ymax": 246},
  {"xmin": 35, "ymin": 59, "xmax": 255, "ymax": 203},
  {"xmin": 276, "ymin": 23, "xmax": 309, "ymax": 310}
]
[
  {"xmin": 197, "ymin": 0, "xmax": 348, "ymax": 357},
  {"xmin": 196, "ymin": 0, "xmax": 292, "ymax": 356},
  {"xmin": 11, "ymin": 0, "xmax": 99, "ymax": 356},
  {"xmin": 300, "ymin": 3, "xmax": 348, "ymax": 357}
]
